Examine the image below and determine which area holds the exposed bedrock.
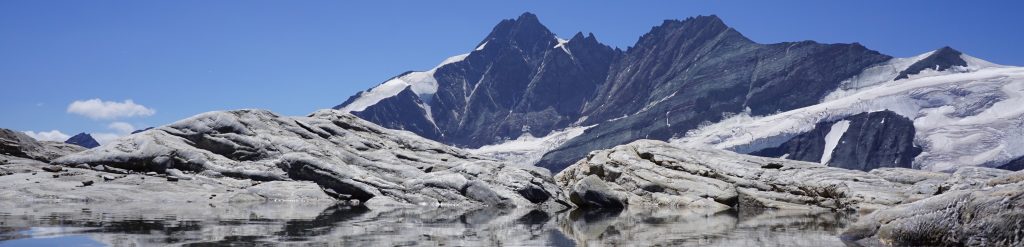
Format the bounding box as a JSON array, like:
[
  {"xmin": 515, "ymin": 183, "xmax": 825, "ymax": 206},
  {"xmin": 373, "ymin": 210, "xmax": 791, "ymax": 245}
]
[
  {"xmin": 0, "ymin": 128, "xmax": 84, "ymax": 162},
  {"xmin": 50, "ymin": 109, "xmax": 566, "ymax": 209},
  {"xmin": 842, "ymin": 169, "xmax": 1024, "ymax": 247},
  {"xmin": 554, "ymin": 140, "xmax": 1009, "ymax": 213}
]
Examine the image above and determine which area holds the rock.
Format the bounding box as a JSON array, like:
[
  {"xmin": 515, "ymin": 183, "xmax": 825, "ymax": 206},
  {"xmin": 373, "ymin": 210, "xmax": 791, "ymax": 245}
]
[
  {"xmin": 82, "ymin": 180, "xmax": 94, "ymax": 186},
  {"xmin": 165, "ymin": 168, "xmax": 191, "ymax": 180},
  {"xmin": 52, "ymin": 109, "xmax": 566, "ymax": 209},
  {"xmin": 568, "ymin": 175, "xmax": 626, "ymax": 208},
  {"xmin": 145, "ymin": 172, "xmax": 158, "ymax": 176},
  {"xmin": 166, "ymin": 176, "xmax": 179, "ymax": 182},
  {"xmin": 102, "ymin": 175, "xmax": 116, "ymax": 181},
  {"xmin": 73, "ymin": 164, "xmax": 90, "ymax": 169},
  {"xmin": 555, "ymin": 140, "xmax": 929, "ymax": 212},
  {"xmin": 41, "ymin": 165, "xmax": 63, "ymax": 173},
  {"xmin": 842, "ymin": 170, "xmax": 1024, "ymax": 246},
  {"xmin": 939, "ymin": 166, "xmax": 1009, "ymax": 192},
  {"xmin": 102, "ymin": 166, "xmax": 128, "ymax": 174},
  {"xmin": 52, "ymin": 174, "xmax": 59, "ymax": 178}
]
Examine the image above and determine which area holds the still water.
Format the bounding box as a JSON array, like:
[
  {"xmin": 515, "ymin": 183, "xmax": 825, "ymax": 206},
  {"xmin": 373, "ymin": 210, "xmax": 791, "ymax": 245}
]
[{"xmin": 0, "ymin": 201, "xmax": 853, "ymax": 246}]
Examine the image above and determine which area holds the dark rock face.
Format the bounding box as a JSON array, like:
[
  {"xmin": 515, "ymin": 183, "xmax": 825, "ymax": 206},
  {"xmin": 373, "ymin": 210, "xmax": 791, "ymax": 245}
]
[
  {"xmin": 894, "ymin": 46, "xmax": 967, "ymax": 80},
  {"xmin": 998, "ymin": 156, "xmax": 1024, "ymax": 171},
  {"xmin": 336, "ymin": 13, "xmax": 891, "ymax": 172},
  {"xmin": 352, "ymin": 87, "xmax": 442, "ymax": 140},
  {"xmin": 130, "ymin": 127, "xmax": 154, "ymax": 134},
  {"xmin": 535, "ymin": 17, "xmax": 890, "ymax": 171},
  {"xmin": 338, "ymin": 12, "xmax": 617, "ymax": 148},
  {"xmin": 65, "ymin": 133, "xmax": 100, "ymax": 148},
  {"xmin": 751, "ymin": 111, "xmax": 922, "ymax": 171}
]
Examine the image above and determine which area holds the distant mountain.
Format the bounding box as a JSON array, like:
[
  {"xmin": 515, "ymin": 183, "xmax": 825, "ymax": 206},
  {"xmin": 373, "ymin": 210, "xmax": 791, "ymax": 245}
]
[
  {"xmin": 335, "ymin": 12, "xmax": 1024, "ymax": 173},
  {"xmin": 65, "ymin": 133, "xmax": 100, "ymax": 148}
]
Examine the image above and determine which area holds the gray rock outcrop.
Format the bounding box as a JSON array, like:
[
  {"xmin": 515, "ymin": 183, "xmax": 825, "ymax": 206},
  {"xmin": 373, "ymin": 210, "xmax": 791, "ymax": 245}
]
[
  {"xmin": 842, "ymin": 170, "xmax": 1024, "ymax": 246},
  {"xmin": 0, "ymin": 128, "xmax": 84, "ymax": 162},
  {"xmin": 51, "ymin": 109, "xmax": 565, "ymax": 209},
  {"xmin": 0, "ymin": 154, "xmax": 335, "ymax": 203},
  {"xmin": 554, "ymin": 140, "xmax": 928, "ymax": 212}
]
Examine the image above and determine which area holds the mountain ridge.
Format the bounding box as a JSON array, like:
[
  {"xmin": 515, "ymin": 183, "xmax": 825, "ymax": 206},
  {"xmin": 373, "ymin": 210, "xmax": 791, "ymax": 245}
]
[{"xmin": 334, "ymin": 12, "xmax": 1019, "ymax": 173}]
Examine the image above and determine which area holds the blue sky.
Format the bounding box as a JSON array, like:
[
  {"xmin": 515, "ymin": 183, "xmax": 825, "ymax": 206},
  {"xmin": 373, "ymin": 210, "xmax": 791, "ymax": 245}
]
[{"xmin": 2, "ymin": 0, "xmax": 1022, "ymax": 143}]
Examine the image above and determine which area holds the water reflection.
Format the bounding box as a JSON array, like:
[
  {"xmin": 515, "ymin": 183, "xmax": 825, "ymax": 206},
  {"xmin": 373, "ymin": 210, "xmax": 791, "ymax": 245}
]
[{"xmin": 0, "ymin": 202, "xmax": 853, "ymax": 246}]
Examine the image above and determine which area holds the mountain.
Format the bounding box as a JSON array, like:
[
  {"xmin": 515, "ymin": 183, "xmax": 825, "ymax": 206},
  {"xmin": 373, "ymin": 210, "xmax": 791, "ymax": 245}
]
[
  {"xmin": 337, "ymin": 12, "xmax": 617, "ymax": 146},
  {"xmin": 65, "ymin": 132, "xmax": 100, "ymax": 148},
  {"xmin": 336, "ymin": 12, "xmax": 1023, "ymax": 173}
]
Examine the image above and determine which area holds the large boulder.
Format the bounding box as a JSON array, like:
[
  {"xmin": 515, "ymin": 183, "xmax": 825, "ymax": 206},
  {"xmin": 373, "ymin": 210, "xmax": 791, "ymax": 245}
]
[
  {"xmin": 555, "ymin": 140, "xmax": 938, "ymax": 212},
  {"xmin": 53, "ymin": 109, "xmax": 566, "ymax": 209},
  {"xmin": 842, "ymin": 170, "xmax": 1024, "ymax": 246}
]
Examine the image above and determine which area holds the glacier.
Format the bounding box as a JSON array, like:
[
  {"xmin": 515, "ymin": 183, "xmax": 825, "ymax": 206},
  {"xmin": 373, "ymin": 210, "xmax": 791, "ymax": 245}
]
[{"xmin": 674, "ymin": 49, "xmax": 1024, "ymax": 172}]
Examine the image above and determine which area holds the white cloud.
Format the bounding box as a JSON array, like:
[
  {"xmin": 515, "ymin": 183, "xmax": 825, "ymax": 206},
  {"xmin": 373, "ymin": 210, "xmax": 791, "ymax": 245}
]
[
  {"xmin": 107, "ymin": 122, "xmax": 136, "ymax": 135},
  {"xmin": 23, "ymin": 130, "xmax": 70, "ymax": 142},
  {"xmin": 92, "ymin": 133, "xmax": 122, "ymax": 145},
  {"xmin": 67, "ymin": 99, "xmax": 155, "ymax": 120}
]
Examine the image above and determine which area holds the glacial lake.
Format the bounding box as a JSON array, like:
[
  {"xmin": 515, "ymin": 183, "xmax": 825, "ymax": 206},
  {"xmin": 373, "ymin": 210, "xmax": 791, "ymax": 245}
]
[{"xmin": 0, "ymin": 201, "xmax": 854, "ymax": 246}]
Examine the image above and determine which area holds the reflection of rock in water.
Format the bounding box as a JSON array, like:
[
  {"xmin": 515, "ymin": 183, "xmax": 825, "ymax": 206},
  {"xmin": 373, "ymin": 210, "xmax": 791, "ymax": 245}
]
[
  {"xmin": 558, "ymin": 207, "xmax": 852, "ymax": 246},
  {"xmin": 0, "ymin": 202, "xmax": 853, "ymax": 246},
  {"xmin": 0, "ymin": 203, "xmax": 569, "ymax": 246}
]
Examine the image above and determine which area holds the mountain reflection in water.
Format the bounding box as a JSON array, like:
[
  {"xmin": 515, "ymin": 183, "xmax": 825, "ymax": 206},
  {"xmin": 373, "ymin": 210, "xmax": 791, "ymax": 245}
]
[{"xmin": 0, "ymin": 202, "xmax": 853, "ymax": 246}]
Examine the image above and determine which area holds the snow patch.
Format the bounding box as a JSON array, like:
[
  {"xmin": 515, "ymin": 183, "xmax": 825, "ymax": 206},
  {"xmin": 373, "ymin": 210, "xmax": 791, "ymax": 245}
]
[
  {"xmin": 469, "ymin": 125, "xmax": 594, "ymax": 166},
  {"xmin": 339, "ymin": 53, "xmax": 470, "ymax": 113},
  {"xmin": 821, "ymin": 120, "xmax": 850, "ymax": 164},
  {"xmin": 553, "ymin": 37, "xmax": 571, "ymax": 55}
]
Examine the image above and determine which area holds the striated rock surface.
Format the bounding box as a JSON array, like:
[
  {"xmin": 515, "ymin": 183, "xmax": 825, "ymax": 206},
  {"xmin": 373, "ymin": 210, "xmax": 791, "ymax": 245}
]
[
  {"xmin": 554, "ymin": 140, "xmax": 1024, "ymax": 245},
  {"xmin": 555, "ymin": 140, "xmax": 939, "ymax": 212},
  {"xmin": 51, "ymin": 109, "xmax": 565, "ymax": 209},
  {"xmin": 0, "ymin": 154, "xmax": 335, "ymax": 203},
  {"xmin": 842, "ymin": 170, "xmax": 1024, "ymax": 246},
  {"xmin": 0, "ymin": 128, "xmax": 84, "ymax": 162}
]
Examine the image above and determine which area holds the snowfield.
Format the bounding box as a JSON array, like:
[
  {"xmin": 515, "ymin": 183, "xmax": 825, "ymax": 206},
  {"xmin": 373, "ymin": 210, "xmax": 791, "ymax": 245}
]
[
  {"xmin": 673, "ymin": 50, "xmax": 1024, "ymax": 172},
  {"xmin": 469, "ymin": 125, "xmax": 593, "ymax": 166},
  {"xmin": 337, "ymin": 53, "xmax": 469, "ymax": 113}
]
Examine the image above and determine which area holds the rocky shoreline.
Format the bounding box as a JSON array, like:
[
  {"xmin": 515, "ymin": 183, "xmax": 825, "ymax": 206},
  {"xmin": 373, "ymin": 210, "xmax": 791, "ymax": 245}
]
[{"xmin": 2, "ymin": 110, "xmax": 1022, "ymax": 246}]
